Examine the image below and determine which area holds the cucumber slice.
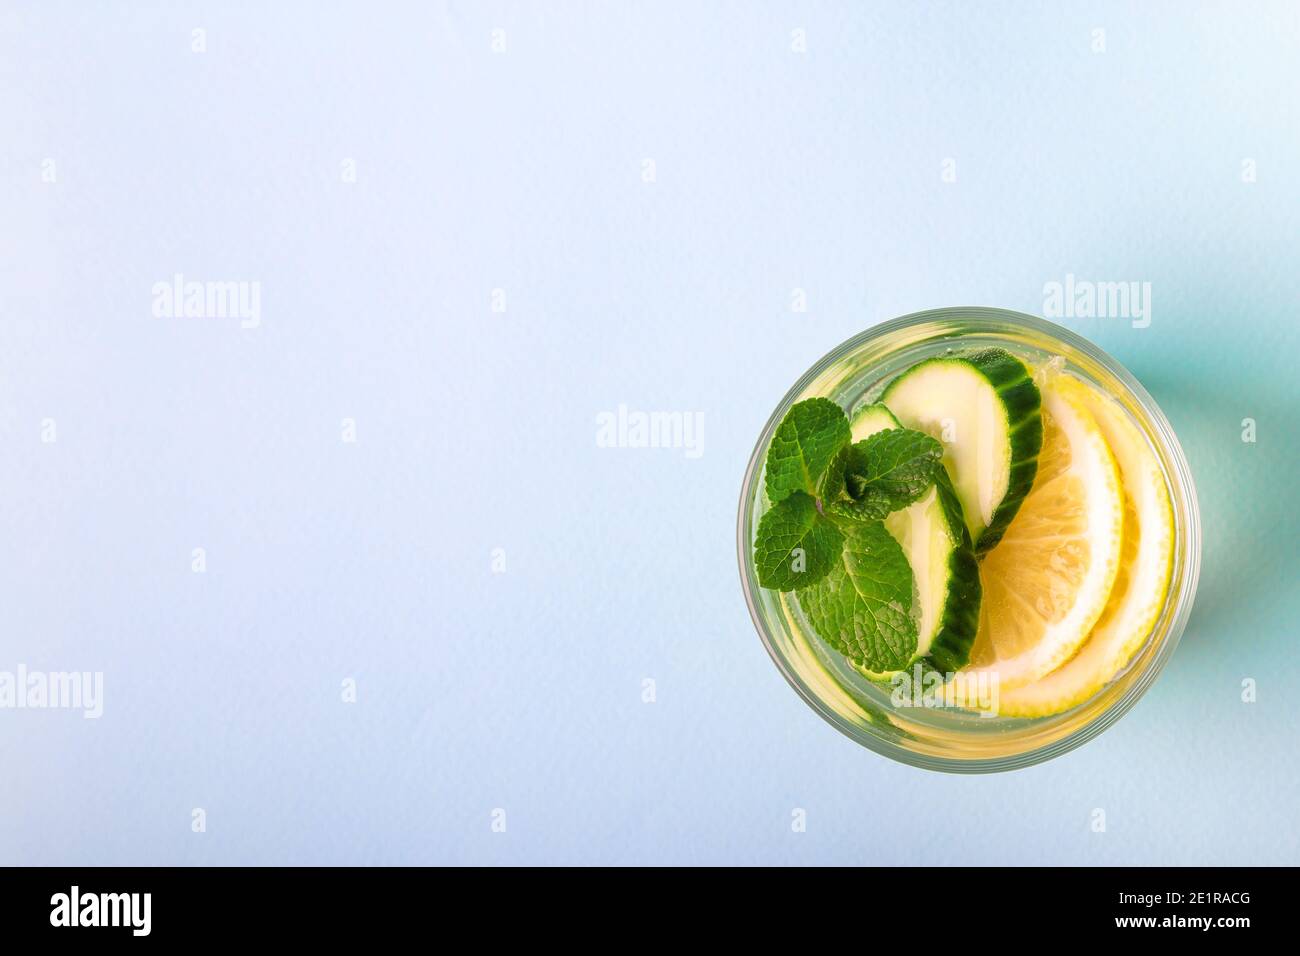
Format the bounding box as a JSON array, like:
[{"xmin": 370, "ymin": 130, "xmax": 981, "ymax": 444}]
[
  {"xmin": 894, "ymin": 470, "xmax": 981, "ymax": 672},
  {"xmin": 849, "ymin": 402, "xmax": 901, "ymax": 441},
  {"xmin": 881, "ymin": 348, "xmax": 1042, "ymax": 553},
  {"xmin": 848, "ymin": 413, "xmax": 981, "ymax": 677}
]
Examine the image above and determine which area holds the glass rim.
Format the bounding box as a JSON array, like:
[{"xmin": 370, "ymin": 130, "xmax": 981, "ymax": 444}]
[{"xmin": 736, "ymin": 306, "xmax": 1202, "ymax": 773}]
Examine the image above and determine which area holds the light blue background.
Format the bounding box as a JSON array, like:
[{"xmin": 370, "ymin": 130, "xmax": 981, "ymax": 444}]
[{"xmin": 2, "ymin": 2, "xmax": 1298, "ymax": 865}]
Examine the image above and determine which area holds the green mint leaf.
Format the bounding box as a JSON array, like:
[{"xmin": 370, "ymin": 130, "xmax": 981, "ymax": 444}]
[
  {"xmin": 753, "ymin": 491, "xmax": 843, "ymax": 590},
  {"xmin": 764, "ymin": 398, "xmax": 850, "ymax": 503},
  {"xmin": 824, "ymin": 494, "xmax": 891, "ymax": 521},
  {"xmin": 841, "ymin": 427, "xmax": 943, "ymax": 516},
  {"xmin": 845, "ymin": 470, "xmax": 872, "ymax": 499},
  {"xmin": 817, "ymin": 444, "xmax": 851, "ymax": 503},
  {"xmin": 821, "ymin": 442, "xmax": 894, "ymax": 520},
  {"xmin": 796, "ymin": 519, "xmax": 918, "ymax": 672}
]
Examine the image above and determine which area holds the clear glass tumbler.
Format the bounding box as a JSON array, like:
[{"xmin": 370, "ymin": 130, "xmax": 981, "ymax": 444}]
[{"xmin": 737, "ymin": 307, "xmax": 1201, "ymax": 772}]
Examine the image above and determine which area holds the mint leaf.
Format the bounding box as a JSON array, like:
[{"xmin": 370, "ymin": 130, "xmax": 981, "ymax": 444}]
[
  {"xmin": 841, "ymin": 427, "xmax": 943, "ymax": 516},
  {"xmin": 821, "ymin": 441, "xmax": 874, "ymax": 518},
  {"xmin": 764, "ymin": 398, "xmax": 850, "ymax": 503},
  {"xmin": 753, "ymin": 491, "xmax": 843, "ymax": 590},
  {"xmin": 817, "ymin": 444, "xmax": 851, "ymax": 503},
  {"xmin": 796, "ymin": 519, "xmax": 917, "ymax": 672},
  {"xmin": 795, "ymin": 515, "xmax": 920, "ymax": 671},
  {"xmin": 824, "ymin": 494, "xmax": 891, "ymax": 522}
]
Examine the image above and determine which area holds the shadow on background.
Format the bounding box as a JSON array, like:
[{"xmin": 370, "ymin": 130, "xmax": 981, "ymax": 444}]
[{"xmin": 1114, "ymin": 337, "xmax": 1297, "ymax": 667}]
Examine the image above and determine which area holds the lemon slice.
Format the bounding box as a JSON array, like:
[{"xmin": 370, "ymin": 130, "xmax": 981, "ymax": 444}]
[
  {"xmin": 997, "ymin": 378, "xmax": 1174, "ymax": 717},
  {"xmin": 961, "ymin": 375, "xmax": 1124, "ymax": 692}
]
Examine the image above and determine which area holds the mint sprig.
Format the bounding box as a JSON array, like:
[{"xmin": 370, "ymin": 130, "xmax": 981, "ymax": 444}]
[{"xmin": 754, "ymin": 400, "xmax": 949, "ymax": 673}]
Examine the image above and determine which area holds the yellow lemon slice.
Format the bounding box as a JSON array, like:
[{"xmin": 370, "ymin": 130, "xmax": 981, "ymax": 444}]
[
  {"xmin": 997, "ymin": 377, "xmax": 1174, "ymax": 716},
  {"xmin": 962, "ymin": 375, "xmax": 1124, "ymax": 692}
]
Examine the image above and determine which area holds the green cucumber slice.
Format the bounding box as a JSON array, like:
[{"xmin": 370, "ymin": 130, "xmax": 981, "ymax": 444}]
[
  {"xmin": 880, "ymin": 348, "xmax": 1042, "ymax": 553},
  {"xmin": 894, "ymin": 470, "xmax": 981, "ymax": 672},
  {"xmin": 849, "ymin": 402, "xmax": 901, "ymax": 441},
  {"xmin": 848, "ymin": 411, "xmax": 981, "ymax": 678}
]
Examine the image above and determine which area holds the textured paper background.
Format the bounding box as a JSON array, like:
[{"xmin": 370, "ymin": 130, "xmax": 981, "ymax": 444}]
[{"xmin": 2, "ymin": 2, "xmax": 1297, "ymax": 864}]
